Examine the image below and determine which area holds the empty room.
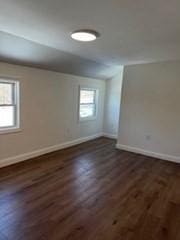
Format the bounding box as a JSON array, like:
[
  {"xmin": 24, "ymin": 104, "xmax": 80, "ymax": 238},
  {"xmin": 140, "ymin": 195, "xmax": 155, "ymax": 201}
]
[{"xmin": 0, "ymin": 0, "xmax": 180, "ymax": 239}]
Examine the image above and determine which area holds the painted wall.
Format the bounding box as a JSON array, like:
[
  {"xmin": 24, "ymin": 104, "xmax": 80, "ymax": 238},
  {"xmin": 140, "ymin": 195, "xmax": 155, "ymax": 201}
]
[
  {"xmin": 103, "ymin": 68, "xmax": 124, "ymax": 138},
  {"xmin": 0, "ymin": 62, "xmax": 105, "ymax": 164},
  {"xmin": 117, "ymin": 61, "xmax": 180, "ymax": 160}
]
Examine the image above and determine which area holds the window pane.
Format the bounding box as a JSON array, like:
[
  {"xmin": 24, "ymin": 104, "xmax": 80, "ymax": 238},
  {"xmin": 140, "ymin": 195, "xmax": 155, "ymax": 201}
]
[
  {"xmin": 80, "ymin": 90, "xmax": 95, "ymax": 104},
  {"xmin": 80, "ymin": 104, "xmax": 95, "ymax": 118},
  {"xmin": 0, "ymin": 106, "xmax": 14, "ymax": 127},
  {"xmin": 0, "ymin": 83, "xmax": 13, "ymax": 104}
]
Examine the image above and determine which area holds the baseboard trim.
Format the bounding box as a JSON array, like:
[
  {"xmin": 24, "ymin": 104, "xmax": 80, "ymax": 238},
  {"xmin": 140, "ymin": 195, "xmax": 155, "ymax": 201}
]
[
  {"xmin": 116, "ymin": 144, "xmax": 180, "ymax": 164},
  {"xmin": 0, "ymin": 133, "xmax": 103, "ymax": 168},
  {"xmin": 103, "ymin": 133, "xmax": 117, "ymax": 139}
]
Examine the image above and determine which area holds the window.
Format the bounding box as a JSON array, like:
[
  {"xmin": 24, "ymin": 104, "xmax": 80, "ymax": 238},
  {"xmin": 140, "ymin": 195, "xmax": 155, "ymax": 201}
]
[
  {"xmin": 0, "ymin": 79, "xmax": 20, "ymax": 133},
  {"xmin": 79, "ymin": 87, "xmax": 98, "ymax": 121}
]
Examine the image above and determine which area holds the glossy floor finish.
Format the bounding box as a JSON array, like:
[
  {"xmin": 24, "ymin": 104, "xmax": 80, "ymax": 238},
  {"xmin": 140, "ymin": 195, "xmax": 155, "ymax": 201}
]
[{"xmin": 0, "ymin": 138, "xmax": 180, "ymax": 240}]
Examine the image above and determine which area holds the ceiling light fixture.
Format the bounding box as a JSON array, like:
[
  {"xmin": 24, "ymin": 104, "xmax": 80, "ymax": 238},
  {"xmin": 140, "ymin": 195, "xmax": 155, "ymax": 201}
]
[{"xmin": 71, "ymin": 30, "xmax": 100, "ymax": 42}]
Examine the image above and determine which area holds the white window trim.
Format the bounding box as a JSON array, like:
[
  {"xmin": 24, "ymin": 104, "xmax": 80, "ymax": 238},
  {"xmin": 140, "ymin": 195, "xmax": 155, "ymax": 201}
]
[
  {"xmin": 78, "ymin": 86, "xmax": 99, "ymax": 122},
  {"xmin": 0, "ymin": 78, "xmax": 20, "ymax": 134}
]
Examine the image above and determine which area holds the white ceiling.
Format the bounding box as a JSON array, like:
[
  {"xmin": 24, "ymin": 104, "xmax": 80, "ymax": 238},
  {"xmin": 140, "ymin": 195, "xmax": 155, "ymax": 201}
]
[
  {"xmin": 0, "ymin": 31, "xmax": 121, "ymax": 80},
  {"xmin": 0, "ymin": 0, "xmax": 180, "ymax": 78}
]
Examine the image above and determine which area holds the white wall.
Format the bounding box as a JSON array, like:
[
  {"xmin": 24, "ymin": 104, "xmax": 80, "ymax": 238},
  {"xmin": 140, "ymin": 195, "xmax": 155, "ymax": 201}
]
[
  {"xmin": 117, "ymin": 61, "xmax": 180, "ymax": 162},
  {"xmin": 0, "ymin": 62, "xmax": 106, "ymax": 165},
  {"xmin": 103, "ymin": 68, "xmax": 124, "ymax": 138}
]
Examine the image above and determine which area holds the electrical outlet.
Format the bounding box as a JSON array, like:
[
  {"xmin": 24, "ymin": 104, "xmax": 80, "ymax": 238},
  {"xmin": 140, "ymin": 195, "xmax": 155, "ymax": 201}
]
[
  {"xmin": 146, "ymin": 135, "xmax": 151, "ymax": 141},
  {"xmin": 66, "ymin": 128, "xmax": 72, "ymax": 138}
]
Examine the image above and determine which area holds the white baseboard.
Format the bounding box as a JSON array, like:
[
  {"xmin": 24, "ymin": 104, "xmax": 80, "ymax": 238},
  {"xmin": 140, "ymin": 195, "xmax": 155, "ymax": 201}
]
[
  {"xmin": 116, "ymin": 144, "xmax": 180, "ymax": 164},
  {"xmin": 103, "ymin": 133, "xmax": 117, "ymax": 139},
  {"xmin": 0, "ymin": 133, "xmax": 103, "ymax": 168}
]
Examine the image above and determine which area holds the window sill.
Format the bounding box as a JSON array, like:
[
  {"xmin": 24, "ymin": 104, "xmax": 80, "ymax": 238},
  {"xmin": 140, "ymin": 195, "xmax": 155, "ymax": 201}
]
[
  {"xmin": 79, "ymin": 117, "xmax": 97, "ymax": 122},
  {"xmin": 0, "ymin": 127, "xmax": 21, "ymax": 135}
]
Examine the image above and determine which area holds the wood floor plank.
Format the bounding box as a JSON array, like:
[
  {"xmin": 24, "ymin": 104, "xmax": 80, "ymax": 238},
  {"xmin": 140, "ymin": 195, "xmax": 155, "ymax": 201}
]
[{"xmin": 0, "ymin": 137, "xmax": 179, "ymax": 240}]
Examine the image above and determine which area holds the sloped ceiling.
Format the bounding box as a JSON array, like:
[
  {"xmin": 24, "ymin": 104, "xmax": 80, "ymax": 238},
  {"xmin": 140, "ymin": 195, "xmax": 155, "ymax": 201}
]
[
  {"xmin": 0, "ymin": 31, "xmax": 121, "ymax": 80},
  {"xmin": 0, "ymin": 0, "xmax": 180, "ymax": 79}
]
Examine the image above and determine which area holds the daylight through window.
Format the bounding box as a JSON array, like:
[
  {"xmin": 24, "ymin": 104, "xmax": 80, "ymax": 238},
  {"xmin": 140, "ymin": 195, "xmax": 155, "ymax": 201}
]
[
  {"xmin": 0, "ymin": 79, "xmax": 19, "ymax": 132},
  {"xmin": 79, "ymin": 87, "xmax": 98, "ymax": 121}
]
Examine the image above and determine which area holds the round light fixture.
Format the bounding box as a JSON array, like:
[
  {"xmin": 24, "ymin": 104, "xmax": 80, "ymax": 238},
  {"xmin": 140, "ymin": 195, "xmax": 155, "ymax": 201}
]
[{"xmin": 71, "ymin": 30, "xmax": 100, "ymax": 42}]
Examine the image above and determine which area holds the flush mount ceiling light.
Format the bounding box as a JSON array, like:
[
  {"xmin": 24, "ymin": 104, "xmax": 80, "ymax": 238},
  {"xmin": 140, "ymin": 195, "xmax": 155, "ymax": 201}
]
[{"xmin": 71, "ymin": 30, "xmax": 100, "ymax": 42}]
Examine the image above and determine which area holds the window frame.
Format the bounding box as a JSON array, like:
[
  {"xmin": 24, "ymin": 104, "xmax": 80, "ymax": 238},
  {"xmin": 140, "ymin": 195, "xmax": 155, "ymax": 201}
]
[
  {"xmin": 0, "ymin": 78, "xmax": 20, "ymax": 134},
  {"xmin": 78, "ymin": 86, "xmax": 99, "ymax": 122}
]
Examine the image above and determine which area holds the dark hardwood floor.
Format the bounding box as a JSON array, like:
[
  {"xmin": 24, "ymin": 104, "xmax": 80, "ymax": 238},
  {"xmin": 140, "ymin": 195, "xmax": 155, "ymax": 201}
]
[{"xmin": 0, "ymin": 137, "xmax": 179, "ymax": 240}]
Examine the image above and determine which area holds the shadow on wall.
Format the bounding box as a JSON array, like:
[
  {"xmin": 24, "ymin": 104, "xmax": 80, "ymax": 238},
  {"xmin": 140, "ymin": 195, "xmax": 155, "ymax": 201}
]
[{"xmin": 103, "ymin": 66, "xmax": 124, "ymax": 139}]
